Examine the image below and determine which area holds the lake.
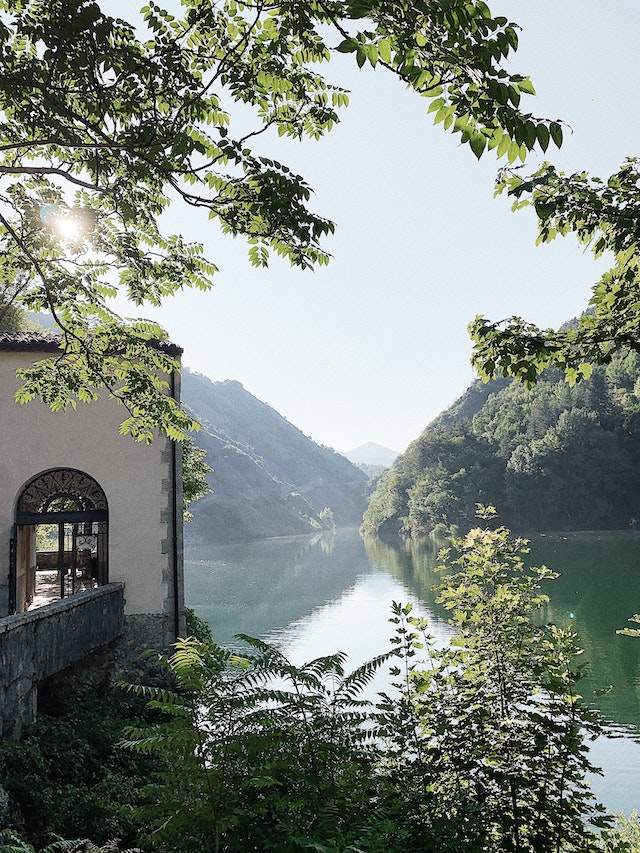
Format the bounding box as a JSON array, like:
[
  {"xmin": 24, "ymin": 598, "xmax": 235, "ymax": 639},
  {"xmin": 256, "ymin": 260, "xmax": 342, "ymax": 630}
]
[{"xmin": 184, "ymin": 527, "xmax": 640, "ymax": 816}]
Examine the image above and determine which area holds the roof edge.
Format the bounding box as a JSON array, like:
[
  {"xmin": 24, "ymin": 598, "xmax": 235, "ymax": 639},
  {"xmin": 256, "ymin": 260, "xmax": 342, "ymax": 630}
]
[{"xmin": 0, "ymin": 331, "xmax": 183, "ymax": 356}]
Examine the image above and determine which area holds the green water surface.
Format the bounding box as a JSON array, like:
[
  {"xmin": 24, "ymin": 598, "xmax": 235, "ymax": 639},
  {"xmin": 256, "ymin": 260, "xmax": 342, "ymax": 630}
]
[{"xmin": 185, "ymin": 527, "xmax": 640, "ymax": 814}]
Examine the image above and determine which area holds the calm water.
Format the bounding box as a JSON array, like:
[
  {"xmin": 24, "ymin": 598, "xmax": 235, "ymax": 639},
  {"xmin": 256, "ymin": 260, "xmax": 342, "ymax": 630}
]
[{"xmin": 184, "ymin": 527, "xmax": 640, "ymax": 815}]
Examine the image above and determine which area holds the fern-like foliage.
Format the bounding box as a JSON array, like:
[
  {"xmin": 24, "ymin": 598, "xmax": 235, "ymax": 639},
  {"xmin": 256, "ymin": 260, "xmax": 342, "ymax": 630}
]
[
  {"xmin": 120, "ymin": 632, "xmax": 388, "ymax": 852},
  {"xmin": 116, "ymin": 519, "xmax": 609, "ymax": 853},
  {"xmin": 0, "ymin": 832, "xmax": 141, "ymax": 853}
]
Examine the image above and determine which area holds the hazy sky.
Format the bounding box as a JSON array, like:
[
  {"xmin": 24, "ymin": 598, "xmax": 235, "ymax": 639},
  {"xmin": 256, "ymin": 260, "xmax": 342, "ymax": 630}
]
[{"xmin": 126, "ymin": 2, "xmax": 640, "ymax": 453}]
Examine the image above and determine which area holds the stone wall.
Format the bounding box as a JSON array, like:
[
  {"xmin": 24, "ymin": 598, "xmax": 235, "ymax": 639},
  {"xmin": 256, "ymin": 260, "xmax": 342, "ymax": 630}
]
[{"xmin": 0, "ymin": 584, "xmax": 124, "ymax": 738}]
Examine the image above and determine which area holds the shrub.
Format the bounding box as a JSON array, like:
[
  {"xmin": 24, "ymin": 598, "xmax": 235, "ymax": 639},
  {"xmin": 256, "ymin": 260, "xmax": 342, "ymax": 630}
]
[
  {"xmin": 376, "ymin": 513, "xmax": 608, "ymax": 851},
  {"xmin": 0, "ymin": 688, "xmax": 165, "ymax": 850}
]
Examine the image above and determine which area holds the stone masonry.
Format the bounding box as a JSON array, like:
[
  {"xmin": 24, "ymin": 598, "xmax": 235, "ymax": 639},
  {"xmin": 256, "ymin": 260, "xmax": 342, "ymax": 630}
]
[{"xmin": 0, "ymin": 584, "xmax": 125, "ymax": 738}]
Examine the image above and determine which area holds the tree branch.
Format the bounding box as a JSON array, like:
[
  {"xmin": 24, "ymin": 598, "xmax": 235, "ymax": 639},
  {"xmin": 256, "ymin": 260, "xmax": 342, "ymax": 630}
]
[{"xmin": 0, "ymin": 165, "xmax": 111, "ymax": 193}]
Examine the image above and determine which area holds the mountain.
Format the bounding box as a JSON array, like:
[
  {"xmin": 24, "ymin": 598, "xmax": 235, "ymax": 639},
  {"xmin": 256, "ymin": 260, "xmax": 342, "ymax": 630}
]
[
  {"xmin": 362, "ymin": 350, "xmax": 640, "ymax": 537},
  {"xmin": 181, "ymin": 371, "xmax": 369, "ymax": 544},
  {"xmin": 343, "ymin": 442, "xmax": 400, "ymax": 467},
  {"xmin": 29, "ymin": 312, "xmax": 57, "ymax": 330}
]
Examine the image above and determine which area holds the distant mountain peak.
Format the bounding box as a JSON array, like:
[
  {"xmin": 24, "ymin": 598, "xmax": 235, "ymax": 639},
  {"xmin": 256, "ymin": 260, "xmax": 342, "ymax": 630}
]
[{"xmin": 343, "ymin": 442, "xmax": 400, "ymax": 467}]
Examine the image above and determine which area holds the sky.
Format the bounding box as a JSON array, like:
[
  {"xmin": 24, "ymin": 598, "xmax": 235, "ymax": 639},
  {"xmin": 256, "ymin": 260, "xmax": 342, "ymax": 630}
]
[{"xmin": 121, "ymin": 1, "xmax": 640, "ymax": 454}]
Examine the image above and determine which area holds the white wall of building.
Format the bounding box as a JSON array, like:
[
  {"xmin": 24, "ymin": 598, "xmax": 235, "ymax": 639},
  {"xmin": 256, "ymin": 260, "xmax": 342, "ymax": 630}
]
[{"xmin": 0, "ymin": 347, "xmax": 181, "ymax": 623}]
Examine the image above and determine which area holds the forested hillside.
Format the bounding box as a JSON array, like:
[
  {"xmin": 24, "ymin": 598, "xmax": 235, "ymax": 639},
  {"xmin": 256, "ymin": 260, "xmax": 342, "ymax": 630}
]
[
  {"xmin": 182, "ymin": 370, "xmax": 368, "ymax": 544},
  {"xmin": 362, "ymin": 351, "xmax": 640, "ymax": 537}
]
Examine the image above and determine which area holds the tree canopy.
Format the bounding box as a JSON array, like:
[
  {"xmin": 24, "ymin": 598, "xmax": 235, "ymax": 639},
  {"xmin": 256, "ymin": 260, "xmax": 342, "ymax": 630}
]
[
  {"xmin": 470, "ymin": 158, "xmax": 640, "ymax": 387},
  {"xmin": 362, "ymin": 349, "xmax": 640, "ymax": 537},
  {"xmin": 0, "ymin": 0, "xmax": 559, "ymax": 440}
]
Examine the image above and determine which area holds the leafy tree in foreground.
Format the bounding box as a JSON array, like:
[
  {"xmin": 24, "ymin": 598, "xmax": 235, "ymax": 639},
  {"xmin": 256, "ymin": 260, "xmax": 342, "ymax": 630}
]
[
  {"xmin": 470, "ymin": 159, "xmax": 640, "ymax": 387},
  {"xmin": 376, "ymin": 513, "xmax": 607, "ymax": 852},
  {"xmin": 120, "ymin": 637, "xmax": 388, "ymax": 852},
  {"xmin": 0, "ymin": 685, "xmax": 166, "ymax": 850},
  {"xmin": 0, "ymin": 833, "xmax": 141, "ymax": 852},
  {"xmin": 0, "ymin": 0, "xmax": 559, "ymax": 441},
  {"xmin": 116, "ymin": 514, "xmax": 606, "ymax": 852}
]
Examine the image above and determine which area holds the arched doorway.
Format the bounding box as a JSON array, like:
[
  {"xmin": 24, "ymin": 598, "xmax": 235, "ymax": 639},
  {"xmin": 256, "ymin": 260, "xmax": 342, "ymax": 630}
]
[{"xmin": 11, "ymin": 469, "xmax": 108, "ymax": 613}]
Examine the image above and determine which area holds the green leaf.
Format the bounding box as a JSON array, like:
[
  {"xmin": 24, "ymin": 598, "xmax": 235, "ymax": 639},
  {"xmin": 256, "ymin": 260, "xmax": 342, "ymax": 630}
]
[
  {"xmin": 496, "ymin": 133, "xmax": 510, "ymax": 159},
  {"xmin": 336, "ymin": 38, "xmax": 358, "ymax": 53},
  {"xmin": 523, "ymin": 120, "xmax": 537, "ymax": 150},
  {"xmin": 550, "ymin": 121, "xmax": 564, "ymax": 148},
  {"xmin": 518, "ymin": 77, "xmax": 536, "ymax": 95},
  {"xmin": 377, "ymin": 37, "xmax": 392, "ymax": 63},
  {"xmin": 507, "ymin": 139, "xmax": 521, "ymax": 163},
  {"xmin": 469, "ymin": 132, "xmax": 486, "ymax": 159},
  {"xmin": 536, "ymin": 123, "xmax": 550, "ymax": 152}
]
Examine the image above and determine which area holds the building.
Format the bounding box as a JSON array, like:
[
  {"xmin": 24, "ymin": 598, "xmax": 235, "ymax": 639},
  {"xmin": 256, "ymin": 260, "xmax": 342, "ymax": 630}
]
[{"xmin": 0, "ymin": 331, "xmax": 185, "ymax": 736}]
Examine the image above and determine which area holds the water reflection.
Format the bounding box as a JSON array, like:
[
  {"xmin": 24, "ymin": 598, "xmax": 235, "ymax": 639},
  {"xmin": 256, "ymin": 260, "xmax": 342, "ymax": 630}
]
[
  {"xmin": 184, "ymin": 526, "xmax": 640, "ymax": 814},
  {"xmin": 364, "ymin": 531, "xmax": 640, "ymax": 733},
  {"xmin": 265, "ymin": 572, "xmax": 450, "ymax": 688},
  {"xmin": 185, "ymin": 528, "xmax": 640, "ymax": 729},
  {"xmin": 529, "ymin": 532, "xmax": 640, "ymax": 732},
  {"xmin": 362, "ymin": 535, "xmax": 446, "ymax": 615},
  {"xmin": 185, "ymin": 530, "xmax": 371, "ymax": 646}
]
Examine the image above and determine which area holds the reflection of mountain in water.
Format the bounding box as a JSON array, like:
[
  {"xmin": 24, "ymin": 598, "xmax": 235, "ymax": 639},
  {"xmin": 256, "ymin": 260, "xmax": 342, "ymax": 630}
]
[
  {"xmin": 369, "ymin": 531, "xmax": 640, "ymax": 733},
  {"xmin": 362, "ymin": 535, "xmax": 447, "ymax": 620},
  {"xmin": 185, "ymin": 529, "xmax": 372, "ymax": 645},
  {"xmin": 528, "ymin": 532, "xmax": 640, "ymax": 731},
  {"xmin": 186, "ymin": 527, "xmax": 640, "ymax": 735}
]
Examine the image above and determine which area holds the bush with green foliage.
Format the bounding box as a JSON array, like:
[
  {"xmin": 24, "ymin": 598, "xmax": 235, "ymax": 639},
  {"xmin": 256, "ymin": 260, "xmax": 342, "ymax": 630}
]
[
  {"xmin": 2, "ymin": 525, "xmax": 614, "ymax": 852},
  {"xmin": 0, "ymin": 301, "xmax": 33, "ymax": 332},
  {"xmin": 114, "ymin": 515, "xmax": 608, "ymax": 853},
  {"xmin": 119, "ymin": 637, "xmax": 387, "ymax": 852},
  {"xmin": 599, "ymin": 812, "xmax": 640, "ymax": 853},
  {"xmin": 375, "ymin": 511, "xmax": 608, "ymax": 852},
  {"xmin": 0, "ymin": 687, "xmax": 167, "ymax": 851},
  {"xmin": 0, "ymin": 831, "xmax": 141, "ymax": 852}
]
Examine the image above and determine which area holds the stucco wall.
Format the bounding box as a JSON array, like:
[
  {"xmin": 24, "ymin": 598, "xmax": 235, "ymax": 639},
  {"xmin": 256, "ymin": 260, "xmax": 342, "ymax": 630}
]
[{"xmin": 0, "ymin": 348, "xmax": 183, "ymax": 630}]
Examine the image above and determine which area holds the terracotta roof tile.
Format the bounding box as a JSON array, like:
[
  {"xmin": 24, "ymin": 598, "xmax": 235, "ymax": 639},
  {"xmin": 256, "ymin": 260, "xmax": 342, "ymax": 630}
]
[
  {"xmin": 0, "ymin": 331, "xmax": 62, "ymax": 352},
  {"xmin": 0, "ymin": 330, "xmax": 182, "ymax": 355}
]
